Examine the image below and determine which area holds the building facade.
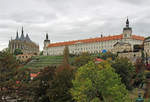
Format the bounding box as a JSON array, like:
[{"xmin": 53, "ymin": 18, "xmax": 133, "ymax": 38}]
[
  {"xmin": 112, "ymin": 42, "xmax": 132, "ymax": 53},
  {"xmin": 9, "ymin": 27, "xmax": 39, "ymax": 55},
  {"xmin": 43, "ymin": 19, "xmax": 144, "ymax": 56},
  {"xmin": 144, "ymin": 37, "xmax": 150, "ymax": 56}
]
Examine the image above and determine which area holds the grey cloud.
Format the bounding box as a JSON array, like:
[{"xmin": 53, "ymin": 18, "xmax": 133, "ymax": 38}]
[
  {"xmin": 0, "ymin": 0, "xmax": 150, "ymax": 50},
  {"xmin": 118, "ymin": 0, "xmax": 150, "ymax": 5}
]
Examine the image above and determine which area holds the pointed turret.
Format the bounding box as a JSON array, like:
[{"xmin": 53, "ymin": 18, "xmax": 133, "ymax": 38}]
[
  {"xmin": 20, "ymin": 27, "xmax": 25, "ymax": 41},
  {"xmin": 46, "ymin": 33, "xmax": 49, "ymax": 40},
  {"xmin": 123, "ymin": 17, "xmax": 132, "ymax": 39},
  {"xmin": 21, "ymin": 26, "xmax": 24, "ymax": 35},
  {"xmin": 15, "ymin": 30, "xmax": 19, "ymax": 40},
  {"xmin": 44, "ymin": 33, "xmax": 50, "ymax": 48},
  {"xmin": 126, "ymin": 17, "xmax": 129, "ymax": 28},
  {"xmin": 25, "ymin": 34, "xmax": 31, "ymax": 42}
]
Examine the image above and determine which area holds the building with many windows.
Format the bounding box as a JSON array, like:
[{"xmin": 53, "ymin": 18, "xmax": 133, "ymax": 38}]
[{"xmin": 43, "ymin": 19, "xmax": 144, "ymax": 56}]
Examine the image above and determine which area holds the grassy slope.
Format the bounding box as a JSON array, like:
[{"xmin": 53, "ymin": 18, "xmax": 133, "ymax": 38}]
[
  {"xmin": 24, "ymin": 55, "xmax": 64, "ymax": 72},
  {"xmin": 24, "ymin": 55, "xmax": 75, "ymax": 72}
]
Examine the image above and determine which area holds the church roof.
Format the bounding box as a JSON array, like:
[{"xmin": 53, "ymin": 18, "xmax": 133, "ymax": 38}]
[
  {"xmin": 47, "ymin": 34, "xmax": 144, "ymax": 48},
  {"xmin": 25, "ymin": 34, "xmax": 31, "ymax": 42},
  {"xmin": 15, "ymin": 31, "xmax": 19, "ymax": 40},
  {"xmin": 14, "ymin": 27, "xmax": 33, "ymax": 42},
  {"xmin": 20, "ymin": 33, "xmax": 25, "ymax": 41}
]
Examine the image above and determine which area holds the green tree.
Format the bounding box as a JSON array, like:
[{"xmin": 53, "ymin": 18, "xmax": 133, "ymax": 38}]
[
  {"xmin": 71, "ymin": 61, "xmax": 129, "ymax": 102},
  {"xmin": 112, "ymin": 57, "xmax": 135, "ymax": 90},
  {"xmin": 40, "ymin": 51, "xmax": 43, "ymax": 56},
  {"xmin": 14, "ymin": 48, "xmax": 23, "ymax": 55}
]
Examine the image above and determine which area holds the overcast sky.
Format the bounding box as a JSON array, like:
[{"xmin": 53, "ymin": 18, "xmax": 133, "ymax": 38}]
[{"xmin": 0, "ymin": 0, "xmax": 150, "ymax": 51}]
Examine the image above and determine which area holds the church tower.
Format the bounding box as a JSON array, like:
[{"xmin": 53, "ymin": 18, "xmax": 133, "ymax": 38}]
[
  {"xmin": 123, "ymin": 18, "xmax": 132, "ymax": 39},
  {"xmin": 44, "ymin": 33, "xmax": 50, "ymax": 48}
]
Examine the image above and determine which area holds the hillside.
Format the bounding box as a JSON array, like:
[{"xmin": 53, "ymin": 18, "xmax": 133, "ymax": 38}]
[{"xmin": 24, "ymin": 55, "xmax": 64, "ymax": 71}]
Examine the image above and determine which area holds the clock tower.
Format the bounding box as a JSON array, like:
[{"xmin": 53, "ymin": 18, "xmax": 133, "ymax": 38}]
[{"xmin": 123, "ymin": 18, "xmax": 132, "ymax": 39}]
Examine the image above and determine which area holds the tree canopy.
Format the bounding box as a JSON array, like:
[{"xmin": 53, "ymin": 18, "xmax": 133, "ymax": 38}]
[
  {"xmin": 73, "ymin": 52, "xmax": 93, "ymax": 67},
  {"xmin": 71, "ymin": 61, "xmax": 129, "ymax": 102},
  {"xmin": 98, "ymin": 52, "xmax": 117, "ymax": 60},
  {"xmin": 112, "ymin": 57, "xmax": 135, "ymax": 90},
  {"xmin": 0, "ymin": 51, "xmax": 19, "ymax": 101}
]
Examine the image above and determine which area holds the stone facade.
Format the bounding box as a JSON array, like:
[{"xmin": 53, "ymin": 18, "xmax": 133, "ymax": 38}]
[
  {"xmin": 9, "ymin": 27, "xmax": 39, "ymax": 54},
  {"xmin": 144, "ymin": 37, "xmax": 150, "ymax": 56},
  {"xmin": 112, "ymin": 42, "xmax": 132, "ymax": 53},
  {"xmin": 118, "ymin": 52, "xmax": 141, "ymax": 63},
  {"xmin": 43, "ymin": 19, "xmax": 144, "ymax": 56},
  {"xmin": 16, "ymin": 54, "xmax": 35, "ymax": 62}
]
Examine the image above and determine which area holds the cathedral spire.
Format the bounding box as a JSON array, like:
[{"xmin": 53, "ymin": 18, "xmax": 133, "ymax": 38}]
[
  {"xmin": 15, "ymin": 30, "xmax": 19, "ymax": 40},
  {"xmin": 126, "ymin": 17, "xmax": 129, "ymax": 28},
  {"xmin": 20, "ymin": 26, "xmax": 25, "ymax": 41},
  {"xmin": 22, "ymin": 26, "xmax": 24, "ymax": 35}
]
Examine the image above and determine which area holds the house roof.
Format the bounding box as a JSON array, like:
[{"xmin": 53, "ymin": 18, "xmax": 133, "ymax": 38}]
[
  {"xmin": 47, "ymin": 34, "xmax": 144, "ymax": 48},
  {"xmin": 30, "ymin": 72, "xmax": 40, "ymax": 78},
  {"xmin": 95, "ymin": 58, "xmax": 104, "ymax": 62},
  {"xmin": 132, "ymin": 35, "xmax": 145, "ymax": 41}
]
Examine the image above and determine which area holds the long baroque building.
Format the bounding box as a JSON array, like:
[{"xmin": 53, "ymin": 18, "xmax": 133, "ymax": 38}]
[
  {"xmin": 9, "ymin": 27, "xmax": 39, "ymax": 54},
  {"xmin": 43, "ymin": 19, "xmax": 144, "ymax": 56}
]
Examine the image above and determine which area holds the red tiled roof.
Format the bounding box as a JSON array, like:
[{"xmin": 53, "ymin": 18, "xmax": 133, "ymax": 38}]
[
  {"xmin": 30, "ymin": 72, "xmax": 40, "ymax": 78},
  {"xmin": 132, "ymin": 35, "xmax": 145, "ymax": 40},
  {"xmin": 95, "ymin": 58, "xmax": 104, "ymax": 62},
  {"xmin": 47, "ymin": 34, "xmax": 144, "ymax": 48}
]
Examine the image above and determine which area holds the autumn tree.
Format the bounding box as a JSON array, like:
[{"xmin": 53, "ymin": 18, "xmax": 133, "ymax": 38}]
[
  {"xmin": 71, "ymin": 61, "xmax": 129, "ymax": 102},
  {"xmin": 47, "ymin": 46, "xmax": 74, "ymax": 102},
  {"xmin": 63, "ymin": 46, "xmax": 69, "ymax": 65},
  {"xmin": 28, "ymin": 66, "xmax": 56, "ymax": 102},
  {"xmin": 27, "ymin": 46, "xmax": 75, "ymax": 102},
  {"xmin": 0, "ymin": 51, "xmax": 19, "ymax": 101},
  {"xmin": 47, "ymin": 65, "xmax": 74, "ymax": 102},
  {"xmin": 14, "ymin": 68, "xmax": 32, "ymax": 101},
  {"xmin": 133, "ymin": 58, "xmax": 145, "ymax": 88},
  {"xmin": 73, "ymin": 52, "xmax": 93, "ymax": 67}
]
